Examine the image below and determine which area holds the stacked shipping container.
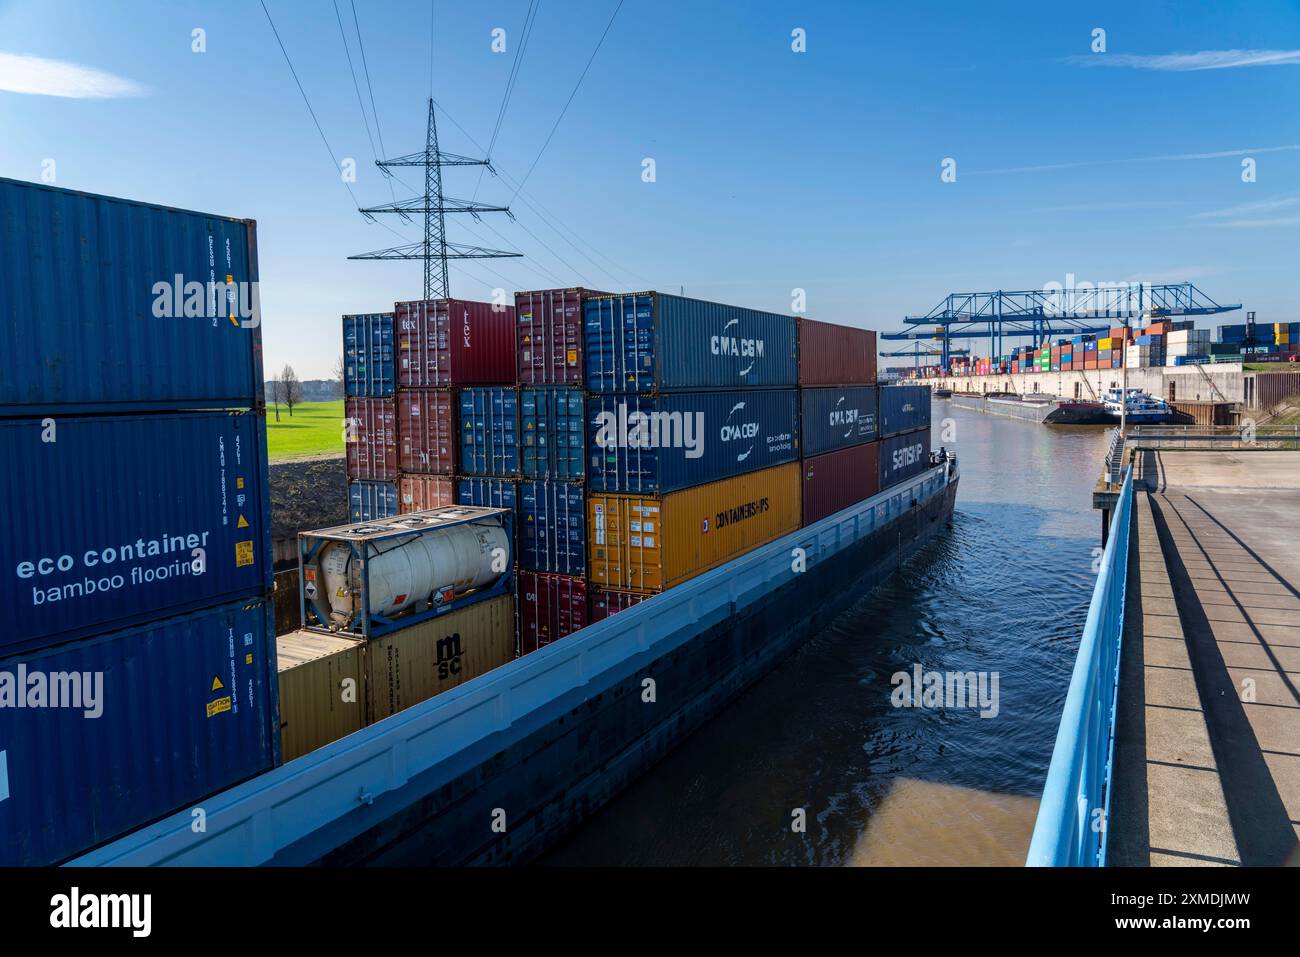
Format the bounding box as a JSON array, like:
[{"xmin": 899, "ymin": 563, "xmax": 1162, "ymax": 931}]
[
  {"xmin": 585, "ymin": 293, "xmax": 805, "ymax": 614},
  {"xmin": 0, "ymin": 178, "xmax": 276, "ymax": 865},
  {"xmin": 797, "ymin": 319, "xmax": 883, "ymax": 526}
]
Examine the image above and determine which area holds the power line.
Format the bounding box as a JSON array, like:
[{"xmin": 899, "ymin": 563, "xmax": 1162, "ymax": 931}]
[
  {"xmin": 332, "ymin": 0, "xmax": 396, "ymax": 201},
  {"xmin": 350, "ymin": 0, "xmax": 388, "ymax": 159},
  {"xmin": 431, "ymin": 99, "xmax": 644, "ymax": 291},
  {"xmin": 260, "ymin": 0, "xmax": 358, "ymax": 203},
  {"xmin": 432, "ymin": 97, "xmax": 651, "ymax": 287},
  {"xmin": 510, "ymin": 0, "xmax": 624, "ymax": 203},
  {"xmin": 473, "ymin": 0, "xmax": 541, "ymax": 201}
]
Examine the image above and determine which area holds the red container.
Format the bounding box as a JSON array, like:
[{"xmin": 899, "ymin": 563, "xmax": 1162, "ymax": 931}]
[
  {"xmin": 518, "ymin": 571, "xmax": 588, "ymax": 654},
  {"xmin": 589, "ymin": 587, "xmax": 649, "ymax": 622},
  {"xmin": 797, "ymin": 318, "xmax": 877, "ymax": 386},
  {"xmin": 345, "ymin": 397, "xmax": 397, "ymax": 480},
  {"xmin": 801, "ymin": 442, "xmax": 881, "ymax": 526},
  {"xmin": 398, "ymin": 474, "xmax": 455, "ymax": 513},
  {"xmin": 397, "ymin": 389, "xmax": 456, "ymax": 474},
  {"xmin": 395, "ymin": 298, "xmax": 516, "ymax": 387},
  {"xmin": 515, "ymin": 288, "xmax": 608, "ymax": 385}
]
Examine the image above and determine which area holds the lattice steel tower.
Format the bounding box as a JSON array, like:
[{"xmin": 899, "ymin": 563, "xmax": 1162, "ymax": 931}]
[{"xmin": 350, "ymin": 98, "xmax": 520, "ymax": 299}]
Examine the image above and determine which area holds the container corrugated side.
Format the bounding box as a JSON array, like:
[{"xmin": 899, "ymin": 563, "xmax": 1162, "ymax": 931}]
[
  {"xmin": 364, "ymin": 594, "xmax": 514, "ymax": 722},
  {"xmin": 0, "ymin": 177, "xmax": 264, "ymax": 414},
  {"xmin": 397, "ymin": 389, "xmax": 456, "ymax": 474},
  {"xmin": 345, "ymin": 397, "xmax": 398, "ymax": 480},
  {"xmin": 878, "ymin": 385, "xmax": 932, "ymax": 437},
  {"xmin": 276, "ymin": 630, "xmax": 365, "ymax": 762},
  {"xmin": 395, "ymin": 299, "xmax": 517, "ymax": 387},
  {"xmin": 343, "ymin": 313, "xmax": 395, "ymax": 397},
  {"xmin": 588, "ymin": 587, "xmax": 649, "ymax": 621},
  {"xmin": 0, "ymin": 598, "xmax": 277, "ymax": 866},
  {"xmin": 455, "ymin": 477, "xmax": 520, "ymax": 525},
  {"xmin": 587, "ymin": 462, "xmax": 802, "ymax": 594},
  {"xmin": 349, "ymin": 480, "xmax": 399, "ymax": 522},
  {"xmin": 517, "ymin": 571, "xmax": 588, "ymax": 654},
  {"xmin": 515, "ymin": 288, "xmax": 607, "ymax": 385},
  {"xmin": 799, "ymin": 386, "xmax": 879, "ymax": 456},
  {"xmin": 459, "ymin": 387, "xmax": 520, "ymax": 476},
  {"xmin": 586, "ymin": 390, "xmax": 799, "ymax": 493},
  {"xmin": 584, "ymin": 292, "xmax": 797, "ymax": 393},
  {"xmin": 519, "ymin": 480, "xmax": 585, "ymax": 575},
  {"xmin": 797, "ymin": 318, "xmax": 877, "ymax": 386},
  {"xmin": 3, "ymin": 411, "xmax": 272, "ymax": 655},
  {"xmin": 879, "ymin": 428, "xmax": 931, "ymax": 490},
  {"xmin": 398, "ymin": 474, "xmax": 456, "ymax": 513},
  {"xmin": 521, "ymin": 386, "xmax": 585, "ymax": 480},
  {"xmin": 801, "ymin": 442, "xmax": 881, "ymax": 526}
]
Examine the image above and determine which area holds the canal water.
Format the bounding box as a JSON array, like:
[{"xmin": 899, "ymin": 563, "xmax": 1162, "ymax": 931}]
[{"xmin": 544, "ymin": 401, "xmax": 1113, "ymax": 866}]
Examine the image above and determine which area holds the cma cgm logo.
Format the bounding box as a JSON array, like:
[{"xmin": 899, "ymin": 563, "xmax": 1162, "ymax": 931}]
[
  {"xmin": 719, "ymin": 401, "xmax": 759, "ymax": 463},
  {"xmin": 829, "ymin": 396, "xmax": 858, "ymax": 437},
  {"xmin": 892, "ymin": 442, "xmax": 925, "ymax": 471},
  {"xmin": 711, "ymin": 319, "xmax": 764, "ymax": 377}
]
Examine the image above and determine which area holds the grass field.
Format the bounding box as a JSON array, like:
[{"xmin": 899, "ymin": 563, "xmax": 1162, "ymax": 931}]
[{"xmin": 266, "ymin": 400, "xmax": 344, "ymax": 460}]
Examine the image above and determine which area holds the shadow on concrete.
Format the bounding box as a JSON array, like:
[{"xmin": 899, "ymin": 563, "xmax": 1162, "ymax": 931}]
[{"xmin": 1149, "ymin": 495, "xmax": 1299, "ymax": 865}]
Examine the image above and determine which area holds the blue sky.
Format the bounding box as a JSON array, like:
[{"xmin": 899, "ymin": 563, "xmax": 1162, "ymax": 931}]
[{"xmin": 2, "ymin": 0, "xmax": 1298, "ymax": 377}]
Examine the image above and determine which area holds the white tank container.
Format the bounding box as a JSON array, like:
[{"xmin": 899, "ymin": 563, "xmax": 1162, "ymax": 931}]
[{"xmin": 302, "ymin": 508, "xmax": 512, "ymax": 633}]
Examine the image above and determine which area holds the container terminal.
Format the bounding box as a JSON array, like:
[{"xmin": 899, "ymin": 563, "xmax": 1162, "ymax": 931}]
[
  {"xmin": 2, "ymin": 6, "xmax": 1298, "ymax": 907},
  {"xmin": 3, "ymin": 169, "xmax": 1298, "ymax": 873}
]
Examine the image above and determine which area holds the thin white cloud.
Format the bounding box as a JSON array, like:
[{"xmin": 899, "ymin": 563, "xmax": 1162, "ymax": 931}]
[
  {"xmin": 0, "ymin": 52, "xmax": 146, "ymax": 98},
  {"xmin": 1067, "ymin": 49, "xmax": 1300, "ymax": 71},
  {"xmin": 1203, "ymin": 216, "xmax": 1300, "ymax": 228},
  {"xmin": 1030, "ymin": 199, "xmax": 1187, "ymax": 213},
  {"xmin": 1192, "ymin": 195, "xmax": 1300, "ymax": 219},
  {"xmin": 972, "ymin": 144, "xmax": 1300, "ymax": 176}
]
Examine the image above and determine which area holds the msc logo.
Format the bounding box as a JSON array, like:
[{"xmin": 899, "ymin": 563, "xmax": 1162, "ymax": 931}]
[
  {"xmin": 891, "ymin": 442, "xmax": 924, "ymax": 471},
  {"xmin": 710, "ymin": 318, "xmax": 765, "ymax": 377},
  {"xmin": 435, "ymin": 631, "xmax": 464, "ymax": 681}
]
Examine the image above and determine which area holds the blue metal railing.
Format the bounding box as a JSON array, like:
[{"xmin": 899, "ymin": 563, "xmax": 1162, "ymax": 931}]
[{"xmin": 1026, "ymin": 466, "xmax": 1133, "ymax": 866}]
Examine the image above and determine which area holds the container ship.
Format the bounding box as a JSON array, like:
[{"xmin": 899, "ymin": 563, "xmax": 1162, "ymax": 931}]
[
  {"xmin": 0, "ymin": 178, "xmax": 956, "ymax": 867},
  {"xmin": 948, "ymin": 392, "xmax": 1110, "ymax": 425}
]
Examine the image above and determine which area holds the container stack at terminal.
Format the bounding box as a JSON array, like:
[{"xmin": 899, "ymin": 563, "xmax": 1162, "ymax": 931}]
[
  {"xmin": 585, "ymin": 292, "xmax": 804, "ymax": 609},
  {"xmin": 0, "ymin": 178, "xmax": 276, "ymax": 866}
]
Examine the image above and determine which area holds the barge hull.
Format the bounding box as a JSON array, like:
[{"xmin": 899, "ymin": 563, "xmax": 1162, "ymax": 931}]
[{"xmin": 72, "ymin": 465, "xmax": 956, "ymax": 867}]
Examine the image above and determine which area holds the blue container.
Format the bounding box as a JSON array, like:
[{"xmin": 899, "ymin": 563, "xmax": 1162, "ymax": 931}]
[
  {"xmin": 586, "ymin": 390, "xmax": 799, "ymax": 494},
  {"xmin": 584, "ymin": 292, "xmax": 797, "ymax": 393},
  {"xmin": 0, "ymin": 598, "xmax": 277, "ymax": 866},
  {"xmin": 879, "ymin": 427, "xmax": 931, "ymax": 491},
  {"xmin": 2, "ymin": 411, "xmax": 271, "ymax": 655},
  {"xmin": 878, "ymin": 385, "xmax": 932, "ymax": 438},
  {"xmin": 459, "ymin": 387, "xmax": 520, "ymax": 477},
  {"xmin": 349, "ymin": 480, "xmax": 399, "ymax": 521},
  {"xmin": 0, "ymin": 177, "xmax": 263, "ymax": 414},
  {"xmin": 521, "ymin": 387, "xmax": 585, "ymax": 480},
  {"xmin": 456, "ymin": 478, "xmax": 520, "ymax": 524},
  {"xmin": 800, "ymin": 387, "xmax": 879, "ymax": 456},
  {"xmin": 519, "ymin": 480, "xmax": 586, "ymax": 575},
  {"xmin": 343, "ymin": 313, "xmax": 396, "ymax": 397}
]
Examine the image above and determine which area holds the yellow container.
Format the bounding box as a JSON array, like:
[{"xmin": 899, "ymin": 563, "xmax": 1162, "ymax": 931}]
[
  {"xmin": 1098, "ymin": 337, "xmax": 1113, "ymax": 350},
  {"xmin": 364, "ymin": 594, "xmax": 515, "ymax": 723},
  {"xmin": 277, "ymin": 631, "xmax": 366, "ymax": 762},
  {"xmin": 588, "ymin": 462, "xmax": 802, "ymax": 595}
]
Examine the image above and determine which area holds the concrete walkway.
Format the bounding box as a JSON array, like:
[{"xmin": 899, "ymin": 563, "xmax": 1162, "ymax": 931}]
[{"xmin": 1112, "ymin": 451, "xmax": 1300, "ymax": 866}]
